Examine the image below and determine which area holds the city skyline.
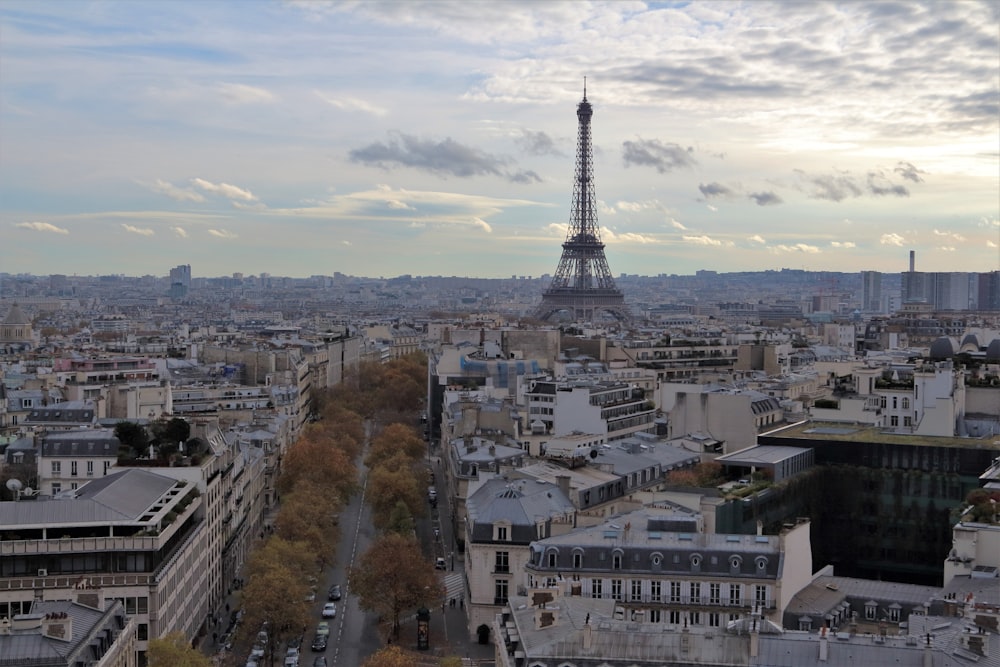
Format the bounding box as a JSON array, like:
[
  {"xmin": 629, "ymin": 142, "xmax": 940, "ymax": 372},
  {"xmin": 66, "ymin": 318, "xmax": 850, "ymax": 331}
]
[{"xmin": 1, "ymin": 1, "xmax": 998, "ymax": 279}]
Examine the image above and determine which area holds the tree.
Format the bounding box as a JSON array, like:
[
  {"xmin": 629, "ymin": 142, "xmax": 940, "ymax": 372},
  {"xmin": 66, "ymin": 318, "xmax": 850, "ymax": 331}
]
[
  {"xmin": 361, "ymin": 645, "xmax": 418, "ymax": 667},
  {"xmin": 147, "ymin": 631, "xmax": 212, "ymax": 667},
  {"xmin": 385, "ymin": 499, "xmax": 416, "ymax": 536},
  {"xmin": 278, "ymin": 426, "xmax": 358, "ymax": 501},
  {"xmin": 151, "ymin": 417, "xmax": 191, "ymax": 447},
  {"xmin": 114, "ymin": 421, "xmax": 149, "ymax": 458},
  {"xmin": 366, "ymin": 460, "xmax": 425, "ymax": 530},
  {"xmin": 350, "ymin": 533, "xmax": 444, "ymax": 638},
  {"xmin": 274, "ymin": 480, "xmax": 338, "ymax": 570},
  {"xmin": 239, "ymin": 543, "xmax": 312, "ymax": 665},
  {"xmin": 366, "ymin": 423, "xmax": 426, "ymax": 469}
]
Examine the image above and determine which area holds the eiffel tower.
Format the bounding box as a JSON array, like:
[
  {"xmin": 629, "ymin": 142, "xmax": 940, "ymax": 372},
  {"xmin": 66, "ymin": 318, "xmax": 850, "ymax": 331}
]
[{"xmin": 536, "ymin": 83, "xmax": 629, "ymax": 323}]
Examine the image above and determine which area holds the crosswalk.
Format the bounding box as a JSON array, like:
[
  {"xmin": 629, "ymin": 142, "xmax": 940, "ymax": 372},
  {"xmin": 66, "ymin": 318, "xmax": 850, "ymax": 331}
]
[{"xmin": 441, "ymin": 572, "xmax": 465, "ymax": 601}]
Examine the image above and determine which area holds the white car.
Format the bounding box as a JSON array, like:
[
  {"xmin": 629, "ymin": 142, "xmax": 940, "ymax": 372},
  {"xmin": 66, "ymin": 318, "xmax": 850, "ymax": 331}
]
[{"xmin": 321, "ymin": 602, "xmax": 337, "ymax": 618}]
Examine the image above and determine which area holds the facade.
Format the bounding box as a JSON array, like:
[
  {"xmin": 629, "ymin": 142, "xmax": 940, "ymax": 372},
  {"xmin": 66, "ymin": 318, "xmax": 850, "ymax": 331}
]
[
  {"xmin": 463, "ymin": 477, "xmax": 576, "ymax": 640},
  {"xmin": 37, "ymin": 429, "xmax": 120, "ymax": 496},
  {"xmin": 0, "ymin": 468, "xmax": 208, "ymax": 663},
  {"xmin": 523, "ymin": 508, "xmax": 814, "ymax": 628},
  {"xmin": 525, "ymin": 379, "xmax": 656, "ymax": 442}
]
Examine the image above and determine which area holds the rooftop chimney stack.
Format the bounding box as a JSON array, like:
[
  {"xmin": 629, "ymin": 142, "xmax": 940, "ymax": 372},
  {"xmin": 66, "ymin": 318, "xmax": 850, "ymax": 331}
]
[{"xmin": 909, "ymin": 250, "xmax": 915, "ymax": 272}]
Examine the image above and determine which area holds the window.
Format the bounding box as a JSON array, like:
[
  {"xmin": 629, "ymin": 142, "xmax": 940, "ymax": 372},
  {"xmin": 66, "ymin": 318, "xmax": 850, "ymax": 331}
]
[
  {"xmin": 649, "ymin": 608, "xmax": 661, "ymax": 623},
  {"xmin": 496, "ymin": 525, "xmax": 508, "ymax": 541},
  {"xmin": 51, "ymin": 483, "xmax": 61, "ymax": 495},
  {"xmin": 708, "ymin": 612, "xmax": 720, "ymax": 628},
  {"xmin": 891, "ymin": 415, "xmax": 899, "ymax": 427},
  {"xmin": 755, "ymin": 585, "xmax": 767, "ymax": 608},
  {"xmin": 591, "ymin": 579, "xmax": 603, "ymax": 599},
  {"xmin": 690, "ymin": 582, "xmax": 701, "ymax": 604},
  {"xmin": 70, "ymin": 483, "xmax": 78, "ymax": 491},
  {"xmin": 611, "ymin": 579, "xmax": 623, "ymax": 601},
  {"xmin": 669, "ymin": 610, "xmax": 681, "ymax": 625},
  {"xmin": 728, "ymin": 584, "xmax": 741, "ymax": 606},
  {"xmin": 709, "ymin": 583, "xmax": 721, "ymax": 605},
  {"xmin": 650, "ymin": 580, "xmax": 661, "ymax": 602},
  {"xmin": 494, "ymin": 580, "xmax": 509, "ymax": 606},
  {"xmin": 892, "ymin": 396, "xmax": 898, "ymax": 409},
  {"xmin": 690, "ymin": 611, "xmax": 701, "ymax": 625},
  {"xmin": 495, "ymin": 551, "xmax": 509, "ymax": 573},
  {"xmin": 865, "ymin": 603, "xmax": 877, "ymax": 620},
  {"xmin": 670, "ymin": 582, "xmax": 681, "ymax": 603},
  {"xmin": 137, "ymin": 624, "xmax": 148, "ymax": 641},
  {"xmin": 902, "ymin": 397, "xmax": 910, "ymax": 409},
  {"xmin": 904, "ymin": 416, "xmax": 912, "ymax": 427},
  {"xmin": 547, "ymin": 551, "xmax": 557, "ymax": 567},
  {"xmin": 612, "ymin": 552, "xmax": 622, "ymax": 570},
  {"xmin": 889, "ymin": 606, "xmax": 900, "ymax": 622},
  {"xmin": 630, "ymin": 580, "xmax": 642, "ymax": 602},
  {"xmin": 71, "ymin": 461, "xmax": 78, "ymax": 477},
  {"xmin": 103, "ymin": 461, "xmax": 111, "ymax": 474},
  {"xmin": 86, "ymin": 461, "xmax": 94, "ymax": 476},
  {"xmin": 51, "ymin": 461, "xmax": 61, "ymax": 475}
]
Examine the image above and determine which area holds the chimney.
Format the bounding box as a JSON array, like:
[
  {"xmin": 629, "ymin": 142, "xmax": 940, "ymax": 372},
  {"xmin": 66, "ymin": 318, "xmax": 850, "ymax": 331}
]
[
  {"xmin": 42, "ymin": 612, "xmax": 72, "ymax": 641},
  {"xmin": 556, "ymin": 475, "xmax": 570, "ymax": 498},
  {"xmin": 582, "ymin": 615, "xmax": 593, "ymax": 650},
  {"xmin": 909, "ymin": 250, "xmax": 915, "ymax": 272},
  {"xmin": 749, "ymin": 609, "xmax": 760, "ymax": 658},
  {"xmin": 819, "ymin": 625, "xmax": 829, "ymax": 662}
]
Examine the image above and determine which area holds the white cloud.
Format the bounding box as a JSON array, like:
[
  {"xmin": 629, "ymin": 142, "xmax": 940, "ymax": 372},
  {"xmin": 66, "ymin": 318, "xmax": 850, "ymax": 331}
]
[
  {"xmin": 670, "ymin": 219, "xmax": 688, "ymax": 231},
  {"xmin": 934, "ymin": 229, "xmax": 965, "ymax": 241},
  {"xmin": 771, "ymin": 243, "xmax": 820, "ymax": 254},
  {"xmin": 987, "ymin": 240, "xmax": 997, "ymax": 248},
  {"xmin": 207, "ymin": 229, "xmax": 238, "ymax": 239},
  {"xmin": 683, "ymin": 235, "xmax": 723, "ymax": 246},
  {"xmin": 748, "ymin": 234, "xmax": 766, "ymax": 244},
  {"xmin": 706, "ymin": 204, "xmax": 718, "ymax": 212},
  {"xmin": 342, "ymin": 240, "xmax": 352, "ymax": 246},
  {"xmin": 149, "ymin": 179, "xmax": 206, "ymax": 202},
  {"xmin": 830, "ymin": 241, "xmax": 856, "ymax": 248},
  {"xmin": 314, "ymin": 91, "xmax": 387, "ymax": 116},
  {"xmin": 16, "ymin": 221, "xmax": 68, "ymax": 234},
  {"xmin": 472, "ymin": 217, "xmax": 493, "ymax": 233},
  {"xmin": 219, "ymin": 83, "xmax": 275, "ymax": 104},
  {"xmin": 121, "ymin": 224, "xmax": 154, "ymax": 236},
  {"xmin": 192, "ymin": 178, "xmax": 258, "ymax": 202},
  {"xmin": 880, "ymin": 233, "xmax": 906, "ymax": 246},
  {"xmin": 603, "ymin": 228, "xmax": 657, "ymax": 243},
  {"xmin": 386, "ymin": 199, "xmax": 415, "ymax": 210},
  {"xmin": 172, "ymin": 227, "xmax": 189, "ymax": 238},
  {"xmin": 937, "ymin": 246, "xmax": 956, "ymax": 252}
]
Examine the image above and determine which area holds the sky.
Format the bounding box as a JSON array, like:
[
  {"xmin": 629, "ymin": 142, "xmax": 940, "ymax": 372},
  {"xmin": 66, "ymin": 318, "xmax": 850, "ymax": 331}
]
[{"xmin": 1, "ymin": 1, "xmax": 998, "ymax": 280}]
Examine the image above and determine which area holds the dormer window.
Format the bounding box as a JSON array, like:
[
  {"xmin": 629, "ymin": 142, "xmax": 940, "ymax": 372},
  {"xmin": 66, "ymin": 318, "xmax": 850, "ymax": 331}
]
[
  {"xmin": 494, "ymin": 523, "xmax": 510, "ymax": 541},
  {"xmin": 755, "ymin": 556, "xmax": 768, "ymax": 573},
  {"xmin": 729, "ymin": 555, "xmax": 743, "ymax": 574},
  {"xmin": 690, "ymin": 554, "xmax": 702, "ymax": 572},
  {"xmin": 612, "ymin": 550, "xmax": 623, "ymax": 570}
]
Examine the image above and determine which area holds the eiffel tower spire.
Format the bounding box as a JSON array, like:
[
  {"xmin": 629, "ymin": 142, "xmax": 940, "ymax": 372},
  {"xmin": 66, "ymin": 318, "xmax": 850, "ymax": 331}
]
[{"xmin": 536, "ymin": 82, "xmax": 629, "ymax": 322}]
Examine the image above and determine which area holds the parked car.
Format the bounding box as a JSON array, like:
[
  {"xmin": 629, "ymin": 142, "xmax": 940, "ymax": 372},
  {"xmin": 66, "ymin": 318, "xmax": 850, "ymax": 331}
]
[
  {"xmin": 327, "ymin": 584, "xmax": 342, "ymax": 601},
  {"xmin": 310, "ymin": 634, "xmax": 328, "ymax": 652},
  {"xmin": 315, "ymin": 621, "xmax": 330, "ymax": 636},
  {"xmin": 285, "ymin": 647, "xmax": 301, "ymax": 667},
  {"xmin": 312, "ymin": 657, "xmax": 328, "ymax": 667},
  {"xmin": 321, "ymin": 602, "xmax": 337, "ymax": 618},
  {"xmin": 304, "ymin": 588, "xmax": 316, "ymax": 603}
]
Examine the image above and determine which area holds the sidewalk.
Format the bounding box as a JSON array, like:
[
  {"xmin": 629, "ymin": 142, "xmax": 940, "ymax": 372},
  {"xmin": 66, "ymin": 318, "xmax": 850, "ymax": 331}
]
[{"xmin": 390, "ymin": 602, "xmax": 495, "ymax": 665}]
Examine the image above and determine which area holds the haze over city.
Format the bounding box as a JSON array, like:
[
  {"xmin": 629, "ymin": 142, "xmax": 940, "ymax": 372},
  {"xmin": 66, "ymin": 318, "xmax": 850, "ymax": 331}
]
[{"xmin": 2, "ymin": 1, "xmax": 998, "ymax": 279}]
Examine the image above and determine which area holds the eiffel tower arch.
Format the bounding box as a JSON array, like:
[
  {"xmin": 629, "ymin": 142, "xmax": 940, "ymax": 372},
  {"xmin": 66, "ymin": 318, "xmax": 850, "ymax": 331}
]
[{"xmin": 536, "ymin": 84, "xmax": 630, "ymax": 323}]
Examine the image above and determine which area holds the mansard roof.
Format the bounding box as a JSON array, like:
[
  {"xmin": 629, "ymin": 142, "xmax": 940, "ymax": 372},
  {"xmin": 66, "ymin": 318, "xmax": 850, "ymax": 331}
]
[{"xmin": 467, "ymin": 477, "xmax": 575, "ymax": 544}]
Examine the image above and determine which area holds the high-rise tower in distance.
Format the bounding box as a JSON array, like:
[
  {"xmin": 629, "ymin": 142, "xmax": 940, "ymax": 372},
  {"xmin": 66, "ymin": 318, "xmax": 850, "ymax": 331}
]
[{"xmin": 535, "ymin": 82, "xmax": 629, "ymax": 323}]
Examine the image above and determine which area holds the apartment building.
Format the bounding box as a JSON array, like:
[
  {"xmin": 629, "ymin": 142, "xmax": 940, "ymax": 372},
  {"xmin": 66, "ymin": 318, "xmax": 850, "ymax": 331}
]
[
  {"xmin": 525, "ymin": 378, "xmax": 656, "ymax": 442},
  {"xmin": 37, "ymin": 429, "xmax": 119, "ymax": 496}
]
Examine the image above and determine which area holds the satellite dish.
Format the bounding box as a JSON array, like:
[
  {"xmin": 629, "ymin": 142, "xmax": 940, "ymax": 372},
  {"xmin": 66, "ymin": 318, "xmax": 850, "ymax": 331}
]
[
  {"xmin": 5, "ymin": 479, "xmax": 22, "ymax": 492},
  {"xmin": 590, "ymin": 449, "xmax": 599, "ymax": 459}
]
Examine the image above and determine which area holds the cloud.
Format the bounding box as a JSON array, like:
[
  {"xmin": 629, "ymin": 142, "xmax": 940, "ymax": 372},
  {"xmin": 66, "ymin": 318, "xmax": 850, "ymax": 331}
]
[
  {"xmin": 698, "ymin": 182, "xmax": 735, "ymax": 199},
  {"xmin": 514, "ymin": 129, "xmax": 564, "ymax": 157},
  {"xmin": 349, "ymin": 132, "xmax": 539, "ymax": 183},
  {"xmin": 172, "ymin": 227, "xmax": 189, "ymax": 238},
  {"xmin": 471, "ymin": 217, "xmax": 493, "ymax": 233},
  {"xmin": 830, "ymin": 241, "xmax": 856, "ymax": 248},
  {"xmin": 603, "ymin": 228, "xmax": 658, "ymax": 243},
  {"xmin": 622, "ymin": 138, "xmax": 696, "ymax": 173},
  {"xmin": 706, "ymin": 204, "xmax": 718, "ymax": 212},
  {"xmin": 149, "ymin": 179, "xmax": 206, "ymax": 202},
  {"xmin": 987, "ymin": 240, "xmax": 998, "ymax": 248},
  {"xmin": 748, "ymin": 191, "xmax": 783, "ymax": 206},
  {"xmin": 683, "ymin": 234, "xmax": 724, "ymax": 246},
  {"xmin": 16, "ymin": 221, "xmax": 69, "ymax": 234},
  {"xmin": 219, "ymin": 83, "xmax": 274, "ymax": 104},
  {"xmin": 386, "ymin": 199, "xmax": 415, "ymax": 211},
  {"xmin": 748, "ymin": 234, "xmax": 766, "ymax": 244},
  {"xmin": 933, "ymin": 229, "xmax": 965, "ymax": 241},
  {"xmin": 207, "ymin": 229, "xmax": 238, "ymax": 239},
  {"xmin": 772, "ymin": 243, "xmax": 820, "ymax": 254},
  {"xmin": 893, "ymin": 161, "xmax": 926, "ymax": 183},
  {"xmin": 121, "ymin": 224, "xmax": 154, "ymax": 236},
  {"xmin": 937, "ymin": 246, "xmax": 956, "ymax": 252},
  {"xmin": 314, "ymin": 91, "xmax": 388, "ymax": 116},
  {"xmin": 867, "ymin": 172, "xmax": 909, "ymax": 197},
  {"xmin": 803, "ymin": 172, "xmax": 864, "ymax": 202},
  {"xmin": 192, "ymin": 178, "xmax": 258, "ymax": 202},
  {"xmin": 880, "ymin": 233, "xmax": 906, "ymax": 246},
  {"xmin": 342, "ymin": 240, "xmax": 352, "ymax": 246},
  {"xmin": 670, "ymin": 219, "xmax": 688, "ymax": 230}
]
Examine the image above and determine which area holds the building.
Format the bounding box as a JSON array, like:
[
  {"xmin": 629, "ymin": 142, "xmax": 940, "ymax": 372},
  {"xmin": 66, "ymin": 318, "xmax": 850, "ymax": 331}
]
[
  {"xmin": 522, "ymin": 508, "xmax": 814, "ymax": 629},
  {"xmin": 37, "ymin": 429, "xmax": 120, "ymax": 496},
  {"xmin": 0, "ymin": 595, "xmax": 136, "ymax": 667},
  {"xmin": 463, "ymin": 477, "xmax": 576, "ymax": 640},
  {"xmin": 525, "ymin": 378, "xmax": 656, "ymax": 442}
]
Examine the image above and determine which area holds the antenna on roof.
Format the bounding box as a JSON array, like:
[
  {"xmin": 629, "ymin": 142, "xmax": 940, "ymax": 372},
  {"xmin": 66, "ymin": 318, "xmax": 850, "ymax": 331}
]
[{"xmin": 583, "ymin": 76, "xmax": 587, "ymax": 101}]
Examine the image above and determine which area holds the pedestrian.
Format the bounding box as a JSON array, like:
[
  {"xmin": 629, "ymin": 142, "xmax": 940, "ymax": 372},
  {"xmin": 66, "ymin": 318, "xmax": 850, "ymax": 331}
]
[
  {"xmin": 460, "ymin": 598, "xmax": 464, "ymax": 609},
  {"xmin": 441, "ymin": 602, "xmax": 446, "ymax": 613},
  {"xmin": 225, "ymin": 603, "xmax": 230, "ymax": 613}
]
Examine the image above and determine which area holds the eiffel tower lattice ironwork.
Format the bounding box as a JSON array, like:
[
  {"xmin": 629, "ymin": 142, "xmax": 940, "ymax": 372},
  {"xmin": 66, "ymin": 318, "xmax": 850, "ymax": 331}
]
[{"xmin": 536, "ymin": 84, "xmax": 629, "ymax": 323}]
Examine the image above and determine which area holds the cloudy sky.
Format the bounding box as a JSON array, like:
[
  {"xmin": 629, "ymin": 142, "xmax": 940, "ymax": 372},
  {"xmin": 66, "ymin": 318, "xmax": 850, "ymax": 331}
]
[{"xmin": 2, "ymin": 1, "xmax": 997, "ymax": 279}]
